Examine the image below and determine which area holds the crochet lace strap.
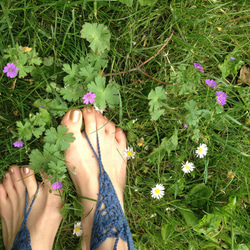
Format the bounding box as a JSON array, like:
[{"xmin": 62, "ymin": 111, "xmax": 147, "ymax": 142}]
[
  {"xmin": 84, "ymin": 131, "xmax": 134, "ymax": 250},
  {"xmin": 11, "ymin": 182, "xmax": 39, "ymax": 250}
]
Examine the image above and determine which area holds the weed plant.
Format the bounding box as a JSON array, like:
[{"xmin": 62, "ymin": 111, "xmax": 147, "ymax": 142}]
[{"xmin": 0, "ymin": 0, "xmax": 249, "ymax": 249}]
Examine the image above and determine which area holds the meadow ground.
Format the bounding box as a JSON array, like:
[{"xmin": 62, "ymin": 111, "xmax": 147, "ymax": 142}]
[{"xmin": 0, "ymin": 0, "xmax": 249, "ymax": 249}]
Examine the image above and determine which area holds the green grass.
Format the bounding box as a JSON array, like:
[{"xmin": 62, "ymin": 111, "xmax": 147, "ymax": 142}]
[{"xmin": 0, "ymin": 0, "xmax": 250, "ymax": 249}]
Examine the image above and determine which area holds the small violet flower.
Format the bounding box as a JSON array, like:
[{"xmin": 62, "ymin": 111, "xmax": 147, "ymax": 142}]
[
  {"xmin": 205, "ymin": 79, "xmax": 217, "ymax": 87},
  {"xmin": 230, "ymin": 57, "xmax": 235, "ymax": 61},
  {"xmin": 193, "ymin": 62, "xmax": 204, "ymax": 73},
  {"xmin": 52, "ymin": 181, "xmax": 63, "ymax": 190},
  {"xmin": 184, "ymin": 124, "xmax": 188, "ymax": 129},
  {"xmin": 216, "ymin": 91, "xmax": 227, "ymax": 106},
  {"xmin": 13, "ymin": 140, "xmax": 24, "ymax": 148},
  {"xmin": 82, "ymin": 92, "xmax": 96, "ymax": 104},
  {"xmin": 3, "ymin": 63, "xmax": 18, "ymax": 78}
]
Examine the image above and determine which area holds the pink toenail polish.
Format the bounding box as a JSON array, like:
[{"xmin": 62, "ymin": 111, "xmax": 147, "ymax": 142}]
[{"xmin": 70, "ymin": 110, "xmax": 80, "ymax": 122}]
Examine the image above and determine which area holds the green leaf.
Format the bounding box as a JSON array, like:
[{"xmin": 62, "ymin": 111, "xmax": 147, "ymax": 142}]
[
  {"xmin": 79, "ymin": 64, "xmax": 98, "ymax": 83},
  {"xmin": 138, "ymin": 0, "xmax": 158, "ymax": 5},
  {"xmin": 62, "ymin": 63, "xmax": 79, "ymax": 85},
  {"xmin": 186, "ymin": 183, "xmax": 213, "ymax": 208},
  {"xmin": 118, "ymin": 0, "xmax": 133, "ymax": 7},
  {"xmin": 161, "ymin": 221, "xmax": 177, "ymax": 241},
  {"xmin": 29, "ymin": 149, "xmax": 45, "ymax": 173},
  {"xmin": 148, "ymin": 86, "xmax": 167, "ymax": 121},
  {"xmin": 218, "ymin": 48, "xmax": 245, "ymax": 78},
  {"xmin": 87, "ymin": 75, "xmax": 120, "ymax": 109},
  {"xmin": 44, "ymin": 125, "xmax": 75, "ymax": 151},
  {"xmin": 185, "ymin": 100, "xmax": 202, "ymax": 127},
  {"xmin": 16, "ymin": 64, "xmax": 34, "ymax": 78},
  {"xmin": 29, "ymin": 143, "xmax": 64, "ymax": 174},
  {"xmin": 43, "ymin": 57, "xmax": 54, "ymax": 66},
  {"xmin": 80, "ymin": 23, "xmax": 111, "ymax": 55},
  {"xmin": 60, "ymin": 85, "xmax": 85, "ymax": 102},
  {"xmin": 87, "ymin": 51, "xmax": 108, "ymax": 70},
  {"xmin": 148, "ymin": 129, "xmax": 178, "ymax": 164},
  {"xmin": 16, "ymin": 120, "xmax": 33, "ymax": 140},
  {"xmin": 177, "ymin": 205, "xmax": 199, "ymax": 227}
]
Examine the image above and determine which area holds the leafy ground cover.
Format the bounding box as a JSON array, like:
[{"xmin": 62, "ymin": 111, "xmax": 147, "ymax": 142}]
[{"xmin": 0, "ymin": 0, "xmax": 249, "ymax": 249}]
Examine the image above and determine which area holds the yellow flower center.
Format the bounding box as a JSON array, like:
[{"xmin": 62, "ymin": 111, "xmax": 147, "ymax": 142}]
[
  {"xmin": 127, "ymin": 151, "xmax": 132, "ymax": 156},
  {"xmin": 185, "ymin": 165, "xmax": 190, "ymax": 169},
  {"xmin": 155, "ymin": 189, "xmax": 160, "ymax": 194},
  {"xmin": 75, "ymin": 227, "xmax": 80, "ymax": 232},
  {"xmin": 198, "ymin": 148, "xmax": 203, "ymax": 153}
]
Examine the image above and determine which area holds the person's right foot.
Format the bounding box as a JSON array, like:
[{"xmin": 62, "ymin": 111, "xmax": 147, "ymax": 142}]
[{"xmin": 61, "ymin": 107, "xmax": 128, "ymax": 250}]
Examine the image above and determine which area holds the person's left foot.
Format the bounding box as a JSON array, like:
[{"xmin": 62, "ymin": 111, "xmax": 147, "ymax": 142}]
[{"xmin": 0, "ymin": 165, "xmax": 63, "ymax": 250}]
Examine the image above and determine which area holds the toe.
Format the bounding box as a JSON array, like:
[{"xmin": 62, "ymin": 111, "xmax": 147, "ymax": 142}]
[
  {"xmin": 8, "ymin": 165, "xmax": 25, "ymax": 195},
  {"xmin": 3, "ymin": 171, "xmax": 17, "ymax": 201},
  {"xmin": 82, "ymin": 107, "xmax": 98, "ymax": 142},
  {"xmin": 21, "ymin": 166, "xmax": 38, "ymax": 199},
  {"xmin": 0, "ymin": 184, "xmax": 7, "ymax": 215},
  {"xmin": 61, "ymin": 109, "xmax": 83, "ymax": 135},
  {"xmin": 115, "ymin": 128, "xmax": 127, "ymax": 149}
]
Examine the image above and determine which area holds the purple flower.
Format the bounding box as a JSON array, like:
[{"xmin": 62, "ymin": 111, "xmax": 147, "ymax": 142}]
[
  {"xmin": 193, "ymin": 63, "xmax": 204, "ymax": 73},
  {"xmin": 82, "ymin": 92, "xmax": 96, "ymax": 104},
  {"xmin": 3, "ymin": 63, "xmax": 18, "ymax": 78},
  {"xmin": 216, "ymin": 91, "xmax": 227, "ymax": 106},
  {"xmin": 52, "ymin": 181, "xmax": 63, "ymax": 189},
  {"xmin": 205, "ymin": 79, "xmax": 217, "ymax": 87},
  {"xmin": 184, "ymin": 124, "xmax": 188, "ymax": 128},
  {"xmin": 13, "ymin": 140, "xmax": 24, "ymax": 148},
  {"xmin": 40, "ymin": 105, "xmax": 44, "ymax": 108},
  {"xmin": 230, "ymin": 57, "xmax": 235, "ymax": 61}
]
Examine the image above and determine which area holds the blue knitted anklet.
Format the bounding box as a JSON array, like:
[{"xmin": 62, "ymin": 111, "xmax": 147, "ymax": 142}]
[
  {"xmin": 84, "ymin": 131, "xmax": 134, "ymax": 250},
  {"xmin": 11, "ymin": 182, "xmax": 39, "ymax": 250}
]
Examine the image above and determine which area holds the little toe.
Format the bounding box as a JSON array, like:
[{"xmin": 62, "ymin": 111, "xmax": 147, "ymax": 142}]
[
  {"xmin": 21, "ymin": 166, "xmax": 38, "ymax": 199},
  {"xmin": 115, "ymin": 128, "xmax": 127, "ymax": 149},
  {"xmin": 61, "ymin": 109, "xmax": 83, "ymax": 136},
  {"xmin": 0, "ymin": 184, "xmax": 7, "ymax": 214}
]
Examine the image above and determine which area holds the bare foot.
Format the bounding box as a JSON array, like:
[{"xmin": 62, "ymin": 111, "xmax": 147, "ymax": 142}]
[
  {"xmin": 61, "ymin": 107, "xmax": 128, "ymax": 250},
  {"xmin": 0, "ymin": 165, "xmax": 63, "ymax": 250}
]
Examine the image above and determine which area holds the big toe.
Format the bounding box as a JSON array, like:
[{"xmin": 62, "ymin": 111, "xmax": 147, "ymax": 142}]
[{"xmin": 61, "ymin": 109, "xmax": 83, "ymax": 136}]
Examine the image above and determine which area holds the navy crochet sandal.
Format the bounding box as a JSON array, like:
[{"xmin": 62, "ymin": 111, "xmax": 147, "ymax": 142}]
[
  {"xmin": 84, "ymin": 131, "xmax": 134, "ymax": 250},
  {"xmin": 11, "ymin": 181, "xmax": 39, "ymax": 250}
]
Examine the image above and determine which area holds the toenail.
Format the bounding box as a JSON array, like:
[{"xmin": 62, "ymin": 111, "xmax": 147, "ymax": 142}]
[
  {"xmin": 4, "ymin": 172, "xmax": 9, "ymax": 178},
  {"xmin": 22, "ymin": 167, "xmax": 30, "ymax": 175},
  {"xmin": 70, "ymin": 110, "xmax": 80, "ymax": 123},
  {"xmin": 86, "ymin": 106, "xmax": 94, "ymax": 112},
  {"xmin": 9, "ymin": 168, "xmax": 14, "ymax": 174},
  {"xmin": 104, "ymin": 116, "xmax": 109, "ymax": 121}
]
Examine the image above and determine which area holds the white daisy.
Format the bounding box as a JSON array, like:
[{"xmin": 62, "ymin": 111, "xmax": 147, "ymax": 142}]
[
  {"xmin": 151, "ymin": 184, "xmax": 165, "ymax": 199},
  {"xmin": 195, "ymin": 144, "xmax": 208, "ymax": 158},
  {"xmin": 124, "ymin": 147, "xmax": 136, "ymax": 160},
  {"xmin": 181, "ymin": 161, "xmax": 195, "ymax": 174},
  {"xmin": 73, "ymin": 221, "xmax": 82, "ymax": 237}
]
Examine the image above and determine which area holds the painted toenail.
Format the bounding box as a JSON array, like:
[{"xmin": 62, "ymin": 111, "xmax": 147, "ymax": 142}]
[
  {"xmin": 70, "ymin": 110, "xmax": 80, "ymax": 123},
  {"xmin": 86, "ymin": 106, "xmax": 94, "ymax": 112},
  {"xmin": 9, "ymin": 168, "xmax": 14, "ymax": 174},
  {"xmin": 22, "ymin": 167, "xmax": 30, "ymax": 175}
]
